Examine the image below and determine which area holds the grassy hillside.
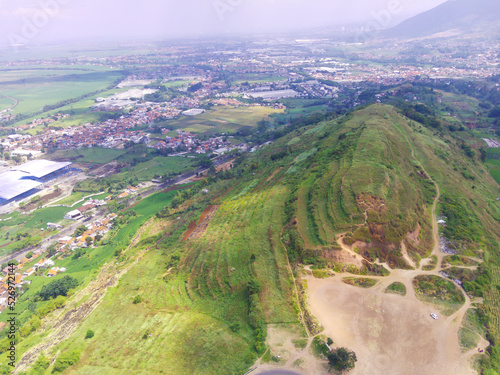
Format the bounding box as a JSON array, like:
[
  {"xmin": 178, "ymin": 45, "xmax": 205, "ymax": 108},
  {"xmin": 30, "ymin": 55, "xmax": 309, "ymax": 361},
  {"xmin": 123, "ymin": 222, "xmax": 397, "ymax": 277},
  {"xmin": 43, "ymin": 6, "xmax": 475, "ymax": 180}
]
[{"xmin": 11, "ymin": 104, "xmax": 500, "ymax": 374}]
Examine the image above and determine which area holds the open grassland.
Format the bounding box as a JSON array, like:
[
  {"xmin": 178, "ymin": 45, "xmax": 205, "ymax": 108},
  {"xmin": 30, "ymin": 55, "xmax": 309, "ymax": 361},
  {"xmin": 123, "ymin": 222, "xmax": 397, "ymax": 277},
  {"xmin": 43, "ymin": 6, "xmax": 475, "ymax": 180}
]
[
  {"xmin": 486, "ymin": 148, "xmax": 500, "ymax": 185},
  {"xmin": 385, "ymin": 282, "xmax": 407, "ymax": 296},
  {"xmin": 0, "ymin": 96, "xmax": 15, "ymax": 111},
  {"xmin": 164, "ymin": 106, "xmax": 283, "ymax": 134},
  {"xmin": 17, "ymin": 177, "xmax": 298, "ymax": 374},
  {"xmin": 0, "ymin": 191, "xmax": 179, "ymax": 372}
]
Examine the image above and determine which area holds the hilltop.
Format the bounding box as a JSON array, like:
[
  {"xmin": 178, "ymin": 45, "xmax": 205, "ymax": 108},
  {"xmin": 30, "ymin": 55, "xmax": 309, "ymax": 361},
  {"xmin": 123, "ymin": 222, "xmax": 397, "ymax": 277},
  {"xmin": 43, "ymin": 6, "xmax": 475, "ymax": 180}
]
[
  {"xmin": 6, "ymin": 103, "xmax": 500, "ymax": 374},
  {"xmin": 384, "ymin": 0, "xmax": 500, "ymax": 39}
]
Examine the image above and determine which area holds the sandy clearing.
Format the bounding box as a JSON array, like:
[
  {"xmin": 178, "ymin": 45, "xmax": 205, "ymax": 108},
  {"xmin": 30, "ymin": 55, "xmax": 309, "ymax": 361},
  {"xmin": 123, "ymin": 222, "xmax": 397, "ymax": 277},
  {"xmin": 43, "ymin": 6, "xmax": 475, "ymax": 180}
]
[{"xmin": 307, "ymin": 275, "xmax": 476, "ymax": 375}]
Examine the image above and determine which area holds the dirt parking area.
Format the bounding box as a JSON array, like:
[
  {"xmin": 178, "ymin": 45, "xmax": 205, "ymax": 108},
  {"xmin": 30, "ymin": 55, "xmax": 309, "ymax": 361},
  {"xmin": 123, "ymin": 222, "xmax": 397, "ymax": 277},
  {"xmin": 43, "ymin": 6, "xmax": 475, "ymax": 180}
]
[{"xmin": 307, "ymin": 276, "xmax": 476, "ymax": 375}]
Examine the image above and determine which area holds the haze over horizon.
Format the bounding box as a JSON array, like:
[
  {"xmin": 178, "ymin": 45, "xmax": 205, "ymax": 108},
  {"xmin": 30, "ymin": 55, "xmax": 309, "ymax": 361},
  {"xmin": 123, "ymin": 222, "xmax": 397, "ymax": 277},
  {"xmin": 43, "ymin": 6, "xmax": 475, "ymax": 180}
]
[{"xmin": 0, "ymin": 0, "xmax": 448, "ymax": 46}]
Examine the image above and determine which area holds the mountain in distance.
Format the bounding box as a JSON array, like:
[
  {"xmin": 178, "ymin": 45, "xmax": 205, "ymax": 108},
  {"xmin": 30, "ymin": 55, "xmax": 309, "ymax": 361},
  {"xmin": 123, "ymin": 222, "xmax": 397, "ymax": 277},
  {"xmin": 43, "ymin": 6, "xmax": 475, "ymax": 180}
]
[{"xmin": 383, "ymin": 0, "xmax": 500, "ymax": 39}]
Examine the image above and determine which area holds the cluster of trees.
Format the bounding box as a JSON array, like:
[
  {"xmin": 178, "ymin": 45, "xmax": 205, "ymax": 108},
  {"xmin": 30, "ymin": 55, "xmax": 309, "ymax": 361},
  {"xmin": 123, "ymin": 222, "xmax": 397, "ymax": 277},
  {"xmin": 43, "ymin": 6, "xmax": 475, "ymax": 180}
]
[
  {"xmin": 327, "ymin": 347, "xmax": 357, "ymax": 372},
  {"xmin": 37, "ymin": 276, "xmax": 79, "ymax": 301}
]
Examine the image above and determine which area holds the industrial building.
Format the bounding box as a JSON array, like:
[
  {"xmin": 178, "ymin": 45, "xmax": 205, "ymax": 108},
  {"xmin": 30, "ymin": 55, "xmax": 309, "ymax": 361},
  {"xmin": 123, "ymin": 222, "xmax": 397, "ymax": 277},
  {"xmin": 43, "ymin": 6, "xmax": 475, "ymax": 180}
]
[{"xmin": 0, "ymin": 160, "xmax": 72, "ymax": 206}]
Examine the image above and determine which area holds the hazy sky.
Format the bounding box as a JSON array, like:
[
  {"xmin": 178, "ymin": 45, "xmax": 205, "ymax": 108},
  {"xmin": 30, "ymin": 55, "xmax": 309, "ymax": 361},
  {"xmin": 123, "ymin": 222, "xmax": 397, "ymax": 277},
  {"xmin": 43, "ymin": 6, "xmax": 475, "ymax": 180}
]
[{"xmin": 0, "ymin": 0, "xmax": 448, "ymax": 46}]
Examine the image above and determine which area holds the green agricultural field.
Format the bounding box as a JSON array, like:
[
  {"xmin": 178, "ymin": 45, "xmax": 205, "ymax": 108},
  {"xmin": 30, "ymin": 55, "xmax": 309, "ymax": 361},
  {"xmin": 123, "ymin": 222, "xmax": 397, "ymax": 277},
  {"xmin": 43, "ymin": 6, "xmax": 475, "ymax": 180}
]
[
  {"xmin": 110, "ymin": 156, "xmax": 197, "ymax": 182},
  {"xmin": 0, "ymin": 68, "xmax": 125, "ymax": 119},
  {"xmin": 45, "ymin": 148, "xmax": 128, "ymax": 164},
  {"xmin": 164, "ymin": 106, "xmax": 284, "ymax": 134},
  {"xmin": 0, "ymin": 96, "xmax": 15, "ymax": 111}
]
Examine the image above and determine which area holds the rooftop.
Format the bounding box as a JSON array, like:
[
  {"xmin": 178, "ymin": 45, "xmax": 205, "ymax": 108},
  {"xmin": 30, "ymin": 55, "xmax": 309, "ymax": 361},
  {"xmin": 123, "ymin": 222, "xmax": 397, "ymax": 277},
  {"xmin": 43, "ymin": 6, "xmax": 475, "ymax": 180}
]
[
  {"xmin": 0, "ymin": 171, "xmax": 43, "ymax": 201},
  {"xmin": 12, "ymin": 160, "xmax": 71, "ymax": 179}
]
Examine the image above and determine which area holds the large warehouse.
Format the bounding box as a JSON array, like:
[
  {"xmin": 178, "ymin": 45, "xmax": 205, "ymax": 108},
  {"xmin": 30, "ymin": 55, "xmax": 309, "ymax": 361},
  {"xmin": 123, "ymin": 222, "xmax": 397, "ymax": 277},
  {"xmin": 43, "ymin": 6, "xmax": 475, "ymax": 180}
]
[{"xmin": 0, "ymin": 160, "xmax": 72, "ymax": 206}]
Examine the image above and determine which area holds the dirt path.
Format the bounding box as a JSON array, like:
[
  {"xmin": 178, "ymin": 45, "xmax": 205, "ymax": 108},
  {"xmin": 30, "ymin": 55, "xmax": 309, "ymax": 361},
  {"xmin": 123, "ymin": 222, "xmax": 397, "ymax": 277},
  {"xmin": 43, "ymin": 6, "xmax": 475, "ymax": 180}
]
[
  {"xmin": 0, "ymin": 95, "xmax": 19, "ymax": 113},
  {"xmin": 303, "ymin": 138, "xmax": 486, "ymax": 375}
]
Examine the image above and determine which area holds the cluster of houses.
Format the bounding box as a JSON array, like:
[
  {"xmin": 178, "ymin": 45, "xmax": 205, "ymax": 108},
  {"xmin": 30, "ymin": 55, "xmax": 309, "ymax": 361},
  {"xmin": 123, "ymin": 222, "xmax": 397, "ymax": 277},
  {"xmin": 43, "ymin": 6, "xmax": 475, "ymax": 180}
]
[
  {"xmin": 0, "ymin": 252, "xmax": 67, "ymax": 313},
  {"xmin": 152, "ymin": 130, "xmax": 234, "ymax": 154},
  {"xmin": 64, "ymin": 198, "xmax": 107, "ymax": 221},
  {"xmin": 117, "ymin": 186, "xmax": 139, "ymax": 199},
  {"xmin": 58, "ymin": 213, "xmax": 117, "ymax": 251}
]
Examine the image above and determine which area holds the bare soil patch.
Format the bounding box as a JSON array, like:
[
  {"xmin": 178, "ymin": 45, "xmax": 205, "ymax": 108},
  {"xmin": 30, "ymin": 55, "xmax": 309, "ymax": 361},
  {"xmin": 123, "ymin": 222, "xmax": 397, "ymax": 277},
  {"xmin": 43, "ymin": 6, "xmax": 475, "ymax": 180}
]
[
  {"xmin": 307, "ymin": 276, "xmax": 475, "ymax": 375},
  {"xmin": 183, "ymin": 205, "xmax": 219, "ymax": 240}
]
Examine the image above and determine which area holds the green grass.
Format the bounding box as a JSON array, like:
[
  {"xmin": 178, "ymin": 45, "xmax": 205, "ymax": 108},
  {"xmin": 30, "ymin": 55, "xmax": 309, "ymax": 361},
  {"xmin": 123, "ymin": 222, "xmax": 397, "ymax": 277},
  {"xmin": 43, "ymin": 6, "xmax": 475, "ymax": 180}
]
[
  {"xmin": 110, "ymin": 156, "xmax": 196, "ymax": 182},
  {"xmin": 459, "ymin": 308, "xmax": 487, "ymax": 352},
  {"xmin": 54, "ymin": 192, "xmax": 88, "ymax": 206},
  {"xmin": 412, "ymin": 275, "xmax": 465, "ymax": 316},
  {"xmin": 342, "ymin": 277, "xmax": 377, "ymax": 288},
  {"xmin": 0, "ymin": 69, "xmax": 124, "ymax": 118},
  {"xmin": 46, "ymin": 148, "xmax": 128, "ymax": 164},
  {"xmin": 384, "ymin": 282, "xmax": 407, "ymax": 296},
  {"xmin": 163, "ymin": 106, "xmax": 283, "ymax": 134},
  {"xmin": 0, "ymin": 96, "xmax": 15, "ymax": 111},
  {"xmin": 442, "ymin": 255, "xmax": 479, "ymax": 268},
  {"xmin": 10, "ymin": 102, "xmax": 500, "ymax": 374}
]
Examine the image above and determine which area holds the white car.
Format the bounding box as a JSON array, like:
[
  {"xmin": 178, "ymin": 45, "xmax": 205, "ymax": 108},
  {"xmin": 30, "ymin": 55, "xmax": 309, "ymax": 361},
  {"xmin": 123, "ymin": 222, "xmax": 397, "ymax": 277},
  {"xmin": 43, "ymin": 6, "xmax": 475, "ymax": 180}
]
[{"xmin": 430, "ymin": 313, "xmax": 438, "ymax": 320}]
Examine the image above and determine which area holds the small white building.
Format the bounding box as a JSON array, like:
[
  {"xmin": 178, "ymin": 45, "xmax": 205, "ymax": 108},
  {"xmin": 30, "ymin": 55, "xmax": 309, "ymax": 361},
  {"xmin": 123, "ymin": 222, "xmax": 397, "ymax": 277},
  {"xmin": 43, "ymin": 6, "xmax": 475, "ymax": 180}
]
[{"xmin": 64, "ymin": 210, "xmax": 83, "ymax": 220}]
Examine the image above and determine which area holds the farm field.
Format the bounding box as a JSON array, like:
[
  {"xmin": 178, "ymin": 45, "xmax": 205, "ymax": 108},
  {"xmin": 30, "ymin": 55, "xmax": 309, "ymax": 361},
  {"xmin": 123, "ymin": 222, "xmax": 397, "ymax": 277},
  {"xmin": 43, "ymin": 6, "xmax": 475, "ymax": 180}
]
[
  {"xmin": 0, "ymin": 96, "xmax": 15, "ymax": 111},
  {"xmin": 0, "ymin": 68, "xmax": 125, "ymax": 118},
  {"xmin": 45, "ymin": 148, "xmax": 128, "ymax": 165},
  {"xmin": 164, "ymin": 106, "xmax": 284, "ymax": 134},
  {"xmin": 110, "ymin": 156, "xmax": 197, "ymax": 181}
]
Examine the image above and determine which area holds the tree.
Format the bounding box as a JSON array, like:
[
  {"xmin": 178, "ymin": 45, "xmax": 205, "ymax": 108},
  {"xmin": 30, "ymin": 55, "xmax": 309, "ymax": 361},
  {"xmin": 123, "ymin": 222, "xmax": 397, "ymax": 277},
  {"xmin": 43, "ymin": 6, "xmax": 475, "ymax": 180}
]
[
  {"xmin": 74, "ymin": 225, "xmax": 87, "ymax": 237},
  {"xmin": 327, "ymin": 348, "xmax": 357, "ymax": 372},
  {"xmin": 47, "ymin": 243, "xmax": 57, "ymax": 257},
  {"xmin": 85, "ymin": 236, "xmax": 93, "ymax": 246}
]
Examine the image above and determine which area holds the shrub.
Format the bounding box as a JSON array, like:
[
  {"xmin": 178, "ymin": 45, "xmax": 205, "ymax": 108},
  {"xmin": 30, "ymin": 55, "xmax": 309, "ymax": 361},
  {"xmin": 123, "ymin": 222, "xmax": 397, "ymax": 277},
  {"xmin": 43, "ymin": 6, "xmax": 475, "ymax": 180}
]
[
  {"xmin": 133, "ymin": 295, "xmax": 142, "ymax": 304},
  {"xmin": 52, "ymin": 348, "xmax": 81, "ymax": 373},
  {"xmin": 85, "ymin": 329, "xmax": 94, "ymax": 339}
]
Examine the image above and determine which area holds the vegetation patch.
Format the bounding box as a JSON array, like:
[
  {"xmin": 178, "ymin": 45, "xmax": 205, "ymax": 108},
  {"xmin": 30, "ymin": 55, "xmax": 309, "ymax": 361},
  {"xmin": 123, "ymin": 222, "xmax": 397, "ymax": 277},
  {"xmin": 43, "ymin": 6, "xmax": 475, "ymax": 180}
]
[
  {"xmin": 384, "ymin": 282, "xmax": 407, "ymax": 296},
  {"xmin": 413, "ymin": 275, "xmax": 465, "ymax": 316},
  {"xmin": 442, "ymin": 255, "xmax": 480, "ymax": 267},
  {"xmin": 342, "ymin": 277, "xmax": 377, "ymax": 288},
  {"xmin": 422, "ymin": 255, "xmax": 438, "ymax": 271}
]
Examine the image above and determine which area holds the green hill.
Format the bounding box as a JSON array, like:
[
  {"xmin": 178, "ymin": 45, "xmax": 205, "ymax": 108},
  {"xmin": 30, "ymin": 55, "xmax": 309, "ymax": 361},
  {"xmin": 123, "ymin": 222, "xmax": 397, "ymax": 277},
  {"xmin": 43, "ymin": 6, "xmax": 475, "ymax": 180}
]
[{"xmin": 9, "ymin": 104, "xmax": 500, "ymax": 374}]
